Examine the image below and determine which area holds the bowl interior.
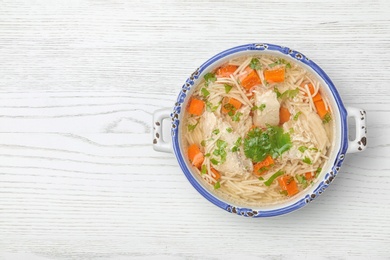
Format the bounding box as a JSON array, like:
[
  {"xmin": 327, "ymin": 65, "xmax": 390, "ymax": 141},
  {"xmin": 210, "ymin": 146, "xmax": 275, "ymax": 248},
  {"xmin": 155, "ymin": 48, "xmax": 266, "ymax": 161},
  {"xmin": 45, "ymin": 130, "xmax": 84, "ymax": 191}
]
[{"xmin": 172, "ymin": 44, "xmax": 348, "ymax": 216}]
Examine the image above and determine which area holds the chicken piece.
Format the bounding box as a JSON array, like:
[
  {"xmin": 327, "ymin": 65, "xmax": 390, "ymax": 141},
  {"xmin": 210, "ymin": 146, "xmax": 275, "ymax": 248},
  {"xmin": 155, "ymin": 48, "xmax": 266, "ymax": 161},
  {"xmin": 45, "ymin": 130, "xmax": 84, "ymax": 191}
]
[
  {"xmin": 305, "ymin": 111, "xmax": 329, "ymax": 151},
  {"xmin": 253, "ymin": 90, "xmax": 280, "ymax": 128},
  {"xmin": 211, "ymin": 121, "xmax": 253, "ymax": 177},
  {"xmin": 201, "ymin": 111, "xmax": 217, "ymax": 139},
  {"xmin": 226, "ymin": 105, "xmax": 252, "ymax": 133}
]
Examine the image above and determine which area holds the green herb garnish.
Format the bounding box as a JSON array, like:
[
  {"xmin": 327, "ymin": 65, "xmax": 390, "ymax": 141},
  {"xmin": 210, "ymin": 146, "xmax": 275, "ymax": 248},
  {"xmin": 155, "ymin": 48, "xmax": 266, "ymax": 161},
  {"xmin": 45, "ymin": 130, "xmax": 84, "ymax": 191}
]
[
  {"xmin": 315, "ymin": 167, "xmax": 322, "ymax": 177},
  {"xmin": 204, "ymin": 72, "xmax": 216, "ymax": 86},
  {"xmin": 264, "ymin": 170, "xmax": 284, "ymax": 186},
  {"xmin": 252, "ymin": 104, "xmax": 266, "ymax": 111},
  {"xmin": 244, "ymin": 126, "xmax": 292, "ymax": 163},
  {"xmin": 280, "ymin": 190, "xmax": 288, "ymax": 196},
  {"xmin": 310, "ymin": 147, "xmax": 319, "ymax": 152},
  {"xmin": 201, "ymin": 140, "xmax": 206, "ymax": 147},
  {"xmin": 281, "ymin": 88, "xmax": 299, "ymax": 99},
  {"xmin": 293, "ymin": 111, "xmax": 302, "ymax": 121},
  {"xmin": 269, "ymin": 59, "xmax": 291, "ymax": 69},
  {"xmin": 201, "ymin": 87, "xmax": 210, "ymax": 97},
  {"xmin": 274, "ymin": 87, "xmax": 282, "ymax": 98},
  {"xmin": 231, "ymin": 111, "xmax": 243, "ymax": 122},
  {"xmin": 212, "ymin": 139, "xmax": 227, "ymax": 164},
  {"xmin": 298, "ymin": 146, "xmax": 308, "ymax": 153},
  {"xmin": 201, "ymin": 165, "xmax": 207, "ymax": 175},
  {"xmin": 224, "ymin": 84, "xmax": 233, "ymax": 93},
  {"xmin": 214, "ymin": 181, "xmax": 221, "ymax": 189},
  {"xmin": 187, "ymin": 121, "xmax": 199, "ymax": 132},
  {"xmin": 205, "ymin": 153, "xmax": 211, "ymax": 157},
  {"xmin": 210, "ymin": 158, "xmax": 219, "ymax": 165},
  {"xmin": 212, "ymin": 129, "xmax": 220, "ymax": 135},
  {"xmin": 303, "ymin": 156, "xmax": 312, "ymax": 165},
  {"xmin": 231, "ymin": 137, "xmax": 242, "ymax": 152},
  {"xmin": 206, "ymin": 101, "xmax": 221, "ymax": 112},
  {"xmin": 226, "ymin": 127, "xmax": 233, "ymax": 133},
  {"xmin": 250, "ymin": 58, "xmax": 262, "ymax": 70},
  {"xmin": 295, "ymin": 174, "xmax": 305, "ymax": 184},
  {"xmin": 258, "ymin": 177, "xmax": 264, "ymax": 181},
  {"xmin": 323, "ymin": 112, "xmax": 332, "ymax": 124}
]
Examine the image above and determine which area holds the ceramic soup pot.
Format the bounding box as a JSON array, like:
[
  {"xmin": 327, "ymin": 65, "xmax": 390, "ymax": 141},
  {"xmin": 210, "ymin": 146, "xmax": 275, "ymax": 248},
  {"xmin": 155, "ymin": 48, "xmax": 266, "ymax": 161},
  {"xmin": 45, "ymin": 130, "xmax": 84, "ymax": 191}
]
[{"xmin": 152, "ymin": 43, "xmax": 367, "ymax": 217}]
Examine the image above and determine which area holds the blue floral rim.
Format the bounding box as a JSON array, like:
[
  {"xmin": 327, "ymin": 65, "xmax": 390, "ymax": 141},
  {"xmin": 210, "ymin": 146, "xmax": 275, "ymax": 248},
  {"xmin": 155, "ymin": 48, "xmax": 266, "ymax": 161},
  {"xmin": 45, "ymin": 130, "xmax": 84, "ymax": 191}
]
[{"xmin": 170, "ymin": 43, "xmax": 348, "ymax": 217}]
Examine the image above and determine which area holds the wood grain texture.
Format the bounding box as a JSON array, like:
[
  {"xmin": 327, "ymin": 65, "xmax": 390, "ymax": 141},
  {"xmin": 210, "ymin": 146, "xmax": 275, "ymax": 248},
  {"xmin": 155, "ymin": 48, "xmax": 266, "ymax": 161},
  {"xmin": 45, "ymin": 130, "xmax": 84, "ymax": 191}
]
[{"xmin": 0, "ymin": 0, "xmax": 389, "ymax": 259}]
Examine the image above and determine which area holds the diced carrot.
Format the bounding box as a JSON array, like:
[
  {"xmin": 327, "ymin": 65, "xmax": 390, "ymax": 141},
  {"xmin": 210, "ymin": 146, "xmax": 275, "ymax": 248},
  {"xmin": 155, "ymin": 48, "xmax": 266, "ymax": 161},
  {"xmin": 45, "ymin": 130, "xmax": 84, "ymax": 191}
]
[
  {"xmin": 221, "ymin": 97, "xmax": 242, "ymax": 115},
  {"xmin": 279, "ymin": 107, "xmax": 291, "ymax": 125},
  {"xmin": 314, "ymin": 99, "xmax": 329, "ymax": 119},
  {"xmin": 241, "ymin": 70, "xmax": 261, "ymax": 91},
  {"xmin": 253, "ymin": 155, "xmax": 275, "ymax": 176},
  {"xmin": 210, "ymin": 167, "xmax": 221, "ymax": 181},
  {"xmin": 278, "ymin": 175, "xmax": 299, "ymax": 196},
  {"xmin": 302, "ymin": 83, "xmax": 322, "ymax": 102},
  {"xmin": 188, "ymin": 144, "xmax": 204, "ymax": 169},
  {"xmin": 264, "ymin": 67, "xmax": 285, "ymax": 83},
  {"xmin": 187, "ymin": 98, "xmax": 205, "ymax": 116},
  {"xmin": 305, "ymin": 172, "xmax": 313, "ymax": 181},
  {"xmin": 216, "ymin": 64, "xmax": 238, "ymax": 77}
]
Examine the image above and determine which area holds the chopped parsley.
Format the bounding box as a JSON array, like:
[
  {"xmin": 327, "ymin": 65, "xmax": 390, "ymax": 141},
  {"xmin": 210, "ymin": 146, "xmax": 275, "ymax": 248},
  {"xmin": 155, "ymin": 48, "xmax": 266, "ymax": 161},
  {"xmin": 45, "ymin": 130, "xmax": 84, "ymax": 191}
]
[
  {"xmin": 315, "ymin": 167, "xmax": 322, "ymax": 177},
  {"xmin": 250, "ymin": 58, "xmax": 262, "ymax": 70},
  {"xmin": 214, "ymin": 181, "xmax": 221, "ymax": 189},
  {"xmin": 224, "ymin": 84, "xmax": 233, "ymax": 93},
  {"xmin": 226, "ymin": 127, "xmax": 233, "ymax": 133},
  {"xmin": 204, "ymin": 72, "xmax": 216, "ymax": 86},
  {"xmin": 274, "ymin": 87, "xmax": 282, "ymax": 98},
  {"xmin": 257, "ymin": 165, "xmax": 273, "ymax": 174},
  {"xmin": 231, "ymin": 111, "xmax": 243, "ymax": 122},
  {"xmin": 212, "ymin": 129, "xmax": 220, "ymax": 135},
  {"xmin": 244, "ymin": 126, "xmax": 292, "ymax": 163},
  {"xmin": 323, "ymin": 112, "xmax": 332, "ymax": 124},
  {"xmin": 303, "ymin": 156, "xmax": 312, "ymax": 165},
  {"xmin": 206, "ymin": 101, "xmax": 221, "ymax": 112},
  {"xmin": 281, "ymin": 88, "xmax": 299, "ymax": 99},
  {"xmin": 205, "ymin": 153, "xmax": 211, "ymax": 157},
  {"xmin": 296, "ymin": 174, "xmax": 308, "ymax": 188},
  {"xmin": 231, "ymin": 146, "xmax": 239, "ymax": 152},
  {"xmin": 212, "ymin": 139, "xmax": 228, "ymax": 164},
  {"xmin": 210, "ymin": 158, "xmax": 219, "ymax": 165},
  {"xmin": 231, "ymin": 137, "xmax": 242, "ymax": 152},
  {"xmin": 251, "ymin": 104, "xmax": 266, "ymax": 112},
  {"xmin": 258, "ymin": 176, "xmax": 264, "ymax": 181},
  {"xmin": 310, "ymin": 147, "xmax": 319, "ymax": 152},
  {"xmin": 201, "ymin": 165, "xmax": 207, "ymax": 175},
  {"xmin": 201, "ymin": 87, "xmax": 210, "ymax": 97},
  {"xmin": 269, "ymin": 59, "xmax": 291, "ymax": 69},
  {"xmin": 293, "ymin": 111, "xmax": 302, "ymax": 121},
  {"xmin": 235, "ymin": 137, "xmax": 242, "ymax": 146},
  {"xmin": 224, "ymin": 103, "xmax": 236, "ymax": 114},
  {"xmin": 295, "ymin": 174, "xmax": 305, "ymax": 184},
  {"xmin": 264, "ymin": 170, "xmax": 284, "ymax": 186},
  {"xmin": 187, "ymin": 121, "xmax": 199, "ymax": 132},
  {"xmin": 280, "ymin": 190, "xmax": 288, "ymax": 196},
  {"xmin": 298, "ymin": 146, "xmax": 308, "ymax": 153},
  {"xmin": 201, "ymin": 140, "xmax": 206, "ymax": 147}
]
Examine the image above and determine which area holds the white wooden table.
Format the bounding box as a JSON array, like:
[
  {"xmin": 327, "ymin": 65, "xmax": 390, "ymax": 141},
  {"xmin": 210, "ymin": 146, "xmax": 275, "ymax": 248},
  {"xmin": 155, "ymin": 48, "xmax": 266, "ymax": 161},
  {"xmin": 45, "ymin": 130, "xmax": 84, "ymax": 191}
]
[{"xmin": 0, "ymin": 1, "xmax": 389, "ymax": 259}]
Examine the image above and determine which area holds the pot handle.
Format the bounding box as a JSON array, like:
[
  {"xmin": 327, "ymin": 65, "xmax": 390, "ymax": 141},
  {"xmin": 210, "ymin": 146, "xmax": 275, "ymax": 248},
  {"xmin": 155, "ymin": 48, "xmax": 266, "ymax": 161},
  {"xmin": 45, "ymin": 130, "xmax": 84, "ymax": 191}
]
[
  {"xmin": 152, "ymin": 108, "xmax": 173, "ymax": 153},
  {"xmin": 346, "ymin": 106, "xmax": 367, "ymax": 153}
]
